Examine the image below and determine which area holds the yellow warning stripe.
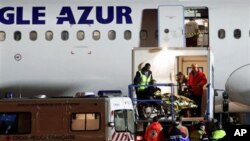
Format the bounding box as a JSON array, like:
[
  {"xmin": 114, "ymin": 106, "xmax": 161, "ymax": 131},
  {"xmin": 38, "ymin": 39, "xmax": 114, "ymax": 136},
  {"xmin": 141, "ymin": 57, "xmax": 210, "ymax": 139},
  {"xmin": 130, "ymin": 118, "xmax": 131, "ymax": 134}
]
[{"xmin": 185, "ymin": 31, "xmax": 208, "ymax": 36}]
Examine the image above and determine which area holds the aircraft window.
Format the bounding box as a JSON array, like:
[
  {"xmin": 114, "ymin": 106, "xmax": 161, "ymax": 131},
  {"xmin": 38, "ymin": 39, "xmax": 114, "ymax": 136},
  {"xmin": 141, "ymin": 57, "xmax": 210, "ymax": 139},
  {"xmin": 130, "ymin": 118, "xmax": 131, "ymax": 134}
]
[
  {"xmin": 140, "ymin": 30, "xmax": 148, "ymax": 40},
  {"xmin": 218, "ymin": 29, "xmax": 226, "ymax": 39},
  {"xmin": 14, "ymin": 31, "xmax": 21, "ymax": 41},
  {"xmin": 30, "ymin": 31, "xmax": 37, "ymax": 41},
  {"xmin": 124, "ymin": 30, "xmax": 132, "ymax": 40},
  {"xmin": 0, "ymin": 31, "xmax": 5, "ymax": 41},
  {"xmin": 71, "ymin": 113, "xmax": 100, "ymax": 131},
  {"xmin": 45, "ymin": 31, "xmax": 53, "ymax": 41},
  {"xmin": 77, "ymin": 30, "xmax": 85, "ymax": 41},
  {"xmin": 61, "ymin": 31, "xmax": 69, "ymax": 41},
  {"xmin": 234, "ymin": 29, "xmax": 241, "ymax": 39},
  {"xmin": 108, "ymin": 30, "xmax": 116, "ymax": 40},
  {"xmin": 93, "ymin": 30, "xmax": 100, "ymax": 40}
]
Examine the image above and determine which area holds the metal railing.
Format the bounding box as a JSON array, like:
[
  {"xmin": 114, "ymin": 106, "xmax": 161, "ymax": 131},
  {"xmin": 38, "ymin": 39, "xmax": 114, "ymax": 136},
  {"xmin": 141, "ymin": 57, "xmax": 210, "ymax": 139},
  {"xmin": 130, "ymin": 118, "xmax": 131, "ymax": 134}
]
[
  {"xmin": 128, "ymin": 83, "xmax": 176, "ymax": 120},
  {"xmin": 128, "ymin": 83, "xmax": 211, "ymax": 121}
]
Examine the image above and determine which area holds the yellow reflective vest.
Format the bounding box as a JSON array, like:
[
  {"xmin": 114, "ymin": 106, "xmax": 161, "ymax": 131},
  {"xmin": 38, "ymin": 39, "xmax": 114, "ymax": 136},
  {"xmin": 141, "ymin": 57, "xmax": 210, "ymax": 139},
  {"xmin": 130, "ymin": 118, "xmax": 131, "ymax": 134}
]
[
  {"xmin": 211, "ymin": 130, "xmax": 226, "ymax": 140},
  {"xmin": 138, "ymin": 71, "xmax": 151, "ymax": 91}
]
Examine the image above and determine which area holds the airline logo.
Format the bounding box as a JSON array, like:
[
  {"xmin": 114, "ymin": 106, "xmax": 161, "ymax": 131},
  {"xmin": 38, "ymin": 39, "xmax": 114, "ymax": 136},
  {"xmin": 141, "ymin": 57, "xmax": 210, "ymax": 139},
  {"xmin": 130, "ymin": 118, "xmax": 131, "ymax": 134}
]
[{"xmin": 0, "ymin": 6, "xmax": 133, "ymax": 25}]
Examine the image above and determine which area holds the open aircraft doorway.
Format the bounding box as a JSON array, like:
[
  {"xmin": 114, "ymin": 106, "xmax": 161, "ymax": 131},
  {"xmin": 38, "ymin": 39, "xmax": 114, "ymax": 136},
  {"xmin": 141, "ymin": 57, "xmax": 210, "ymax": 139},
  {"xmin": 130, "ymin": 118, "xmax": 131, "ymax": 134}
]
[
  {"xmin": 184, "ymin": 7, "xmax": 209, "ymax": 47},
  {"xmin": 139, "ymin": 7, "xmax": 209, "ymax": 48}
]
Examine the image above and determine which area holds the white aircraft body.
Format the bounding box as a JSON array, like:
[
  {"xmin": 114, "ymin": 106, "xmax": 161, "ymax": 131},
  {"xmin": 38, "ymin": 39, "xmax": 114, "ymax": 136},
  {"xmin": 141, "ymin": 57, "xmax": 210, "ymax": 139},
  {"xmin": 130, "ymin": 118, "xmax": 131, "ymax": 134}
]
[{"xmin": 0, "ymin": 0, "xmax": 250, "ymax": 114}]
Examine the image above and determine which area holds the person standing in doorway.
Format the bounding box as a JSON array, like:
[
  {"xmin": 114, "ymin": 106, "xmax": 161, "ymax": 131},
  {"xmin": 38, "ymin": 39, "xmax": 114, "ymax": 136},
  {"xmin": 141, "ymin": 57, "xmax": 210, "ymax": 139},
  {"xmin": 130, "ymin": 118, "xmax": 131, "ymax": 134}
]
[
  {"xmin": 176, "ymin": 72, "xmax": 188, "ymax": 96},
  {"xmin": 134, "ymin": 63, "xmax": 153, "ymax": 119},
  {"xmin": 187, "ymin": 64, "xmax": 207, "ymax": 117},
  {"xmin": 133, "ymin": 63, "xmax": 153, "ymax": 99},
  {"xmin": 185, "ymin": 18, "xmax": 199, "ymax": 47}
]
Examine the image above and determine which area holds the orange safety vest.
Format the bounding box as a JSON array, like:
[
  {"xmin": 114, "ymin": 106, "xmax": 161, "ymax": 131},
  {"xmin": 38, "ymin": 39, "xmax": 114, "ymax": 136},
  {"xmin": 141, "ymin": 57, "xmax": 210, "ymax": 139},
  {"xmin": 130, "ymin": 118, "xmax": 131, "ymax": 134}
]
[{"xmin": 145, "ymin": 122, "xmax": 164, "ymax": 141}]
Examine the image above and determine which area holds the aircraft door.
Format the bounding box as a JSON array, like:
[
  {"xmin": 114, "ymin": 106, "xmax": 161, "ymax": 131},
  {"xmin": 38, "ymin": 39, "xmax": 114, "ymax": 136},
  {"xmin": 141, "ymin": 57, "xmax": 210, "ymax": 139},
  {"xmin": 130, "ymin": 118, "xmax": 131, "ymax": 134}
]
[{"xmin": 158, "ymin": 5, "xmax": 185, "ymax": 48}]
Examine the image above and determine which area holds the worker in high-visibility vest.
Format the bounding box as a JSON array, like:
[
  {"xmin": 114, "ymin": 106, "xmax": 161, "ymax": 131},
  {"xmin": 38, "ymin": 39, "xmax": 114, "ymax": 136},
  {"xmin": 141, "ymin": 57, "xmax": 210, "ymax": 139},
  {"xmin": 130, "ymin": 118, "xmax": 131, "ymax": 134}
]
[
  {"xmin": 133, "ymin": 63, "xmax": 153, "ymax": 99},
  {"xmin": 210, "ymin": 122, "xmax": 227, "ymax": 141},
  {"xmin": 145, "ymin": 116, "xmax": 164, "ymax": 141}
]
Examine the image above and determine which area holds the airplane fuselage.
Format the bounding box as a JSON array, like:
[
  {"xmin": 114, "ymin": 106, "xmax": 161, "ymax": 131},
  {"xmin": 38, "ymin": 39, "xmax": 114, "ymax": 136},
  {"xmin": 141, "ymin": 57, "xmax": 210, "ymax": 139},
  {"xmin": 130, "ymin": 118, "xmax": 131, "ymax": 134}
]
[{"xmin": 0, "ymin": 0, "xmax": 249, "ymax": 113}]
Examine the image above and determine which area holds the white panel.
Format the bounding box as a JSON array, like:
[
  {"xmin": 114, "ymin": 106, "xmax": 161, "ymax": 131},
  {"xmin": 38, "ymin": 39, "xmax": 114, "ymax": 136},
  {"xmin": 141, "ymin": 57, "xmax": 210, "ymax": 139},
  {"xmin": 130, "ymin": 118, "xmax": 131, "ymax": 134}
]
[
  {"xmin": 158, "ymin": 5, "xmax": 185, "ymax": 47},
  {"xmin": 207, "ymin": 49, "xmax": 215, "ymax": 120}
]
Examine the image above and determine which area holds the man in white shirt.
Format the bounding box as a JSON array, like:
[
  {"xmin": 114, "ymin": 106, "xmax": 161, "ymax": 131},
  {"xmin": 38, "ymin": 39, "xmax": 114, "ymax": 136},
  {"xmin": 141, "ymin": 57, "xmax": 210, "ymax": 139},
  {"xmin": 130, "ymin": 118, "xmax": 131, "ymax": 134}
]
[{"xmin": 185, "ymin": 18, "xmax": 199, "ymax": 47}]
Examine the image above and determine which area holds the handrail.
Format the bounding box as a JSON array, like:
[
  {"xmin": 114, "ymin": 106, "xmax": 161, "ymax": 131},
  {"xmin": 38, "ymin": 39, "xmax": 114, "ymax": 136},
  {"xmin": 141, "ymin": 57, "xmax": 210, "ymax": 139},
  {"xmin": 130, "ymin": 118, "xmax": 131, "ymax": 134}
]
[{"xmin": 128, "ymin": 83, "xmax": 211, "ymax": 120}]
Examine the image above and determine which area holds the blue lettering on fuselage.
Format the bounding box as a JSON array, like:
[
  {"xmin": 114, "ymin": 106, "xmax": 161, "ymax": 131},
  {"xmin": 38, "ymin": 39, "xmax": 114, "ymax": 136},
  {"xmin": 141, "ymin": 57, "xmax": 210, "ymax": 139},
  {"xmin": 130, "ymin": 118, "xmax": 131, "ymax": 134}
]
[
  {"xmin": 78, "ymin": 6, "xmax": 93, "ymax": 24},
  {"xmin": 33, "ymin": 7, "xmax": 46, "ymax": 24},
  {"xmin": 57, "ymin": 6, "xmax": 132, "ymax": 24},
  {"xmin": 116, "ymin": 6, "xmax": 132, "ymax": 24},
  {"xmin": 16, "ymin": 7, "xmax": 30, "ymax": 24},
  {"xmin": 0, "ymin": 6, "xmax": 46, "ymax": 24},
  {"xmin": 0, "ymin": 7, "xmax": 15, "ymax": 24},
  {"xmin": 96, "ymin": 6, "xmax": 114, "ymax": 24},
  {"xmin": 56, "ymin": 6, "xmax": 77, "ymax": 24},
  {"xmin": 0, "ymin": 6, "xmax": 132, "ymax": 25}
]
